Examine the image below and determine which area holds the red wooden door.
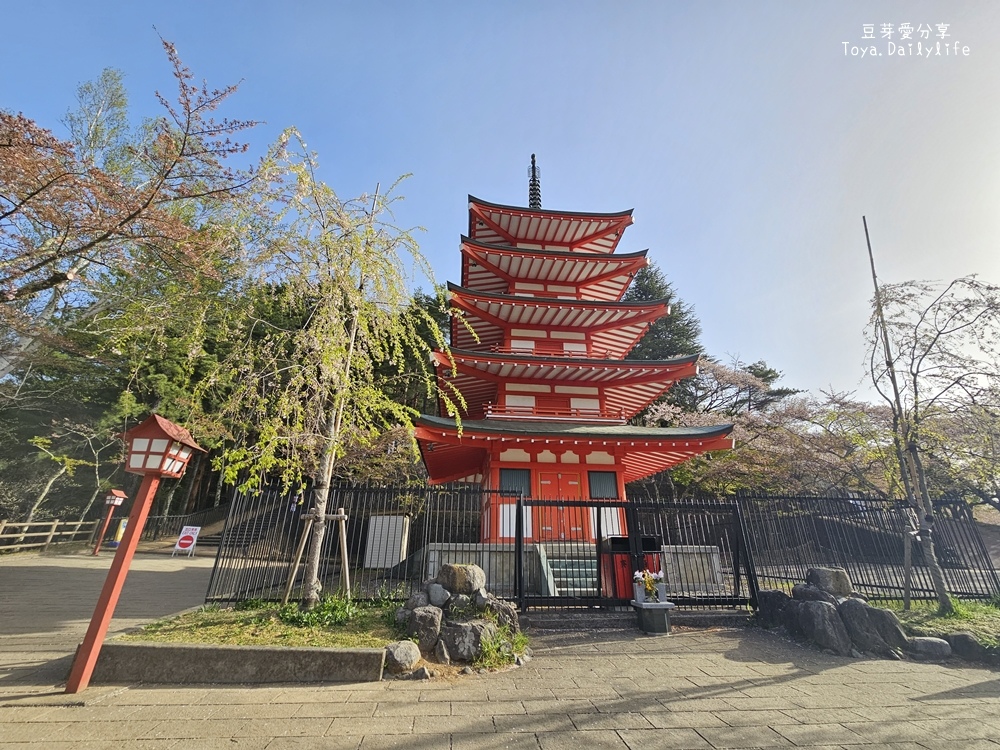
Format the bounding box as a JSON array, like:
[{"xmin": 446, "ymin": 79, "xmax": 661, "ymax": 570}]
[{"xmin": 537, "ymin": 471, "xmax": 583, "ymax": 540}]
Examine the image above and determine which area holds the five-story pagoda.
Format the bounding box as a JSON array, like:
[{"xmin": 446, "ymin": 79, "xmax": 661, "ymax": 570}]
[{"xmin": 415, "ymin": 157, "xmax": 733, "ymax": 543}]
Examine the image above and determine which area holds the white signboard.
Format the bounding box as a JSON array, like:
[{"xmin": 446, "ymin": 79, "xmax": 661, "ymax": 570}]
[{"xmin": 172, "ymin": 525, "xmax": 201, "ymax": 557}]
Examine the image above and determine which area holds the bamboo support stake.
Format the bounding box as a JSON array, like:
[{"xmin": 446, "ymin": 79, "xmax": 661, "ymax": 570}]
[{"xmin": 337, "ymin": 508, "xmax": 351, "ymax": 599}]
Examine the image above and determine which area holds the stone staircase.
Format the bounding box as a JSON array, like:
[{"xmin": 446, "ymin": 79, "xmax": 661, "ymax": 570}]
[{"xmin": 547, "ymin": 555, "xmax": 598, "ymax": 596}]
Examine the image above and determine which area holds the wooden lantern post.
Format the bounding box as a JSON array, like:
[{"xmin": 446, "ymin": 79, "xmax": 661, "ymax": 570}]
[
  {"xmin": 91, "ymin": 489, "xmax": 127, "ymax": 556},
  {"xmin": 65, "ymin": 415, "xmax": 204, "ymax": 694}
]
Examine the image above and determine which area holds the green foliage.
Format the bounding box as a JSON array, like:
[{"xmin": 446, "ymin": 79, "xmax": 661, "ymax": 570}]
[
  {"xmin": 276, "ymin": 595, "xmax": 360, "ymax": 628},
  {"xmin": 473, "ymin": 624, "xmax": 528, "ymax": 670}
]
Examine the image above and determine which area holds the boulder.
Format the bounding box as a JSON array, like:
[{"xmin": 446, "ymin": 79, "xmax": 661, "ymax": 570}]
[
  {"xmin": 427, "ymin": 583, "xmax": 451, "ymax": 607},
  {"xmin": 755, "ymin": 590, "xmax": 791, "ymax": 629},
  {"xmin": 436, "ymin": 564, "xmax": 487, "ymax": 595},
  {"xmin": 447, "ymin": 593, "xmax": 472, "ymax": 617},
  {"xmin": 394, "ymin": 607, "xmax": 412, "ymax": 626},
  {"xmin": 837, "ymin": 598, "xmax": 890, "ymax": 655},
  {"xmin": 439, "ymin": 619, "xmax": 498, "ymax": 662},
  {"xmin": 483, "ymin": 595, "xmax": 521, "ymax": 634},
  {"xmin": 946, "ymin": 632, "xmax": 987, "ymax": 662},
  {"xmin": 792, "ymin": 583, "xmax": 839, "ymax": 605},
  {"xmin": 865, "ymin": 606, "xmax": 909, "ymax": 651},
  {"xmin": 781, "ymin": 599, "xmax": 805, "ymax": 636},
  {"xmin": 907, "ymin": 636, "xmax": 952, "ymax": 660},
  {"xmin": 404, "ymin": 591, "xmax": 429, "ymax": 610},
  {"xmin": 799, "ymin": 600, "xmax": 853, "ymax": 656},
  {"xmin": 434, "ymin": 638, "xmax": 451, "ymax": 665},
  {"xmin": 407, "ymin": 605, "xmax": 443, "ymax": 652},
  {"xmin": 806, "ymin": 567, "xmax": 854, "ymax": 598},
  {"xmin": 474, "ymin": 588, "xmax": 490, "ymax": 607},
  {"xmin": 384, "ymin": 640, "xmax": 421, "ymax": 674}
]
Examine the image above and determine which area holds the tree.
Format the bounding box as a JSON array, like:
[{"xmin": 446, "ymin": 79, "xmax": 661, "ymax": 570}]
[
  {"xmin": 867, "ymin": 271, "xmax": 1000, "ymax": 613},
  {"xmin": 201, "ymin": 131, "xmax": 459, "ymax": 608},
  {"xmin": 0, "ymin": 39, "xmax": 258, "ymax": 379}
]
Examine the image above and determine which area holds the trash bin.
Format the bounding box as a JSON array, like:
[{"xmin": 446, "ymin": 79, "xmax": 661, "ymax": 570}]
[{"xmin": 600, "ymin": 536, "xmax": 664, "ymax": 598}]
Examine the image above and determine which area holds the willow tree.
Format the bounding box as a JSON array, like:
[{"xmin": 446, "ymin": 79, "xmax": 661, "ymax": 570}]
[{"xmin": 207, "ymin": 131, "xmax": 459, "ymax": 609}]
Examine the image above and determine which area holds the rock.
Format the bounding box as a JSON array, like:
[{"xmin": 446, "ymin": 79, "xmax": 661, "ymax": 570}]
[
  {"xmin": 427, "ymin": 583, "xmax": 451, "ymax": 607},
  {"xmin": 434, "ymin": 638, "xmax": 451, "ymax": 665},
  {"xmin": 806, "ymin": 567, "xmax": 854, "ymax": 598},
  {"xmin": 439, "ymin": 619, "xmax": 498, "ymax": 662},
  {"xmin": 461, "ymin": 666, "xmax": 475, "ymax": 675},
  {"xmin": 384, "ymin": 640, "xmax": 421, "ymax": 674},
  {"xmin": 447, "ymin": 593, "xmax": 472, "ymax": 616},
  {"xmin": 799, "ymin": 600, "xmax": 853, "ymax": 656},
  {"xmin": 792, "ymin": 583, "xmax": 839, "ymax": 605},
  {"xmin": 946, "ymin": 632, "xmax": 987, "ymax": 662},
  {"xmin": 474, "ymin": 588, "xmax": 490, "ymax": 607},
  {"xmin": 411, "ymin": 666, "xmax": 432, "ymax": 680},
  {"xmin": 908, "ymin": 636, "xmax": 952, "ymax": 660},
  {"xmin": 394, "ymin": 607, "xmax": 412, "ymax": 626},
  {"xmin": 837, "ymin": 598, "xmax": 890, "ymax": 655},
  {"xmin": 483, "ymin": 595, "xmax": 521, "ymax": 634},
  {"xmin": 407, "ymin": 605, "xmax": 443, "ymax": 652},
  {"xmin": 756, "ymin": 590, "xmax": 791, "ymax": 629},
  {"xmin": 404, "ymin": 591, "xmax": 429, "ymax": 610},
  {"xmin": 781, "ymin": 599, "xmax": 805, "ymax": 636},
  {"xmin": 865, "ymin": 606, "xmax": 909, "ymax": 651},
  {"xmin": 436, "ymin": 564, "xmax": 487, "ymax": 595}
]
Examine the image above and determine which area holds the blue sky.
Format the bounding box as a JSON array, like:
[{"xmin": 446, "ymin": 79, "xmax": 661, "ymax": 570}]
[{"xmin": 4, "ymin": 1, "xmax": 999, "ymax": 398}]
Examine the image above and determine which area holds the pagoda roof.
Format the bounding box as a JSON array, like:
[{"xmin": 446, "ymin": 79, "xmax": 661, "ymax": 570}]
[
  {"xmin": 460, "ymin": 237, "xmax": 648, "ymax": 301},
  {"xmin": 448, "ymin": 283, "xmax": 668, "ymax": 358},
  {"xmin": 414, "ymin": 415, "xmax": 734, "ymax": 485},
  {"xmin": 468, "ymin": 196, "xmax": 633, "ymax": 254},
  {"xmin": 434, "ymin": 349, "xmax": 698, "ymax": 420}
]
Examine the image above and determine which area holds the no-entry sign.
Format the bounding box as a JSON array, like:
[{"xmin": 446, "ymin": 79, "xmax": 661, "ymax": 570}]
[{"xmin": 172, "ymin": 525, "xmax": 201, "ymax": 557}]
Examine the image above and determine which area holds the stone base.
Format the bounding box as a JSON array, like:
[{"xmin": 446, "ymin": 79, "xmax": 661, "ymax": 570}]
[{"xmin": 631, "ymin": 600, "xmax": 676, "ymax": 634}]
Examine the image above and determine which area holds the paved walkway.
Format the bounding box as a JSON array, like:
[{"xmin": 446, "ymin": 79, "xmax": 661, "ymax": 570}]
[{"xmin": 3, "ymin": 552, "xmax": 1000, "ymax": 749}]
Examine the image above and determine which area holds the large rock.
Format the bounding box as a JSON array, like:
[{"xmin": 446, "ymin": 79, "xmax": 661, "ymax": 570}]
[
  {"xmin": 781, "ymin": 599, "xmax": 805, "ymax": 636},
  {"xmin": 384, "ymin": 640, "xmax": 421, "ymax": 674},
  {"xmin": 837, "ymin": 598, "xmax": 890, "ymax": 655},
  {"xmin": 907, "ymin": 636, "xmax": 952, "ymax": 660},
  {"xmin": 799, "ymin": 600, "xmax": 853, "ymax": 656},
  {"xmin": 436, "ymin": 564, "xmax": 487, "ymax": 595},
  {"xmin": 407, "ymin": 605, "xmax": 443, "ymax": 652},
  {"xmin": 427, "ymin": 583, "xmax": 451, "ymax": 607},
  {"xmin": 756, "ymin": 590, "xmax": 791, "ymax": 629},
  {"xmin": 792, "ymin": 584, "xmax": 839, "ymax": 605},
  {"xmin": 806, "ymin": 567, "xmax": 854, "ymax": 598},
  {"xmin": 483, "ymin": 595, "xmax": 521, "ymax": 634},
  {"xmin": 865, "ymin": 606, "xmax": 909, "ymax": 651},
  {"xmin": 946, "ymin": 632, "xmax": 987, "ymax": 662},
  {"xmin": 404, "ymin": 591, "xmax": 429, "ymax": 610},
  {"xmin": 439, "ymin": 619, "xmax": 498, "ymax": 662}
]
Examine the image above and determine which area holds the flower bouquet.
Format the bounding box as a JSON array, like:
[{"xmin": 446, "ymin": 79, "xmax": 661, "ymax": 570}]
[{"xmin": 633, "ymin": 569, "xmax": 665, "ymax": 602}]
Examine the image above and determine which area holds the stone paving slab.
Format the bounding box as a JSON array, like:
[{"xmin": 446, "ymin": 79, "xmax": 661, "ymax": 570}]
[{"xmin": 4, "ymin": 551, "xmax": 1000, "ymax": 748}]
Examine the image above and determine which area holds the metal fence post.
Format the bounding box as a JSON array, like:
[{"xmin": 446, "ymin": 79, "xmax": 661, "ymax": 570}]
[{"xmin": 515, "ymin": 493, "xmax": 525, "ymax": 612}]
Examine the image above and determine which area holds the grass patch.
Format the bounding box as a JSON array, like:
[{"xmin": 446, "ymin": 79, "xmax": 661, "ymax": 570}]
[
  {"xmin": 120, "ymin": 597, "xmax": 406, "ymax": 649},
  {"xmin": 473, "ymin": 625, "xmax": 530, "ymax": 670},
  {"xmin": 885, "ymin": 598, "xmax": 1000, "ymax": 648}
]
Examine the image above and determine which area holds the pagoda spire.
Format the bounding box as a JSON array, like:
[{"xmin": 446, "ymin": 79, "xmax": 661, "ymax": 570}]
[{"xmin": 528, "ymin": 154, "xmax": 541, "ymax": 209}]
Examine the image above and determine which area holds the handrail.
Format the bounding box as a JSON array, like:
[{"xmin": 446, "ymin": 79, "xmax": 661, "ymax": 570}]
[
  {"xmin": 485, "ymin": 404, "xmax": 626, "ymax": 422},
  {"xmin": 489, "ymin": 344, "xmax": 614, "ymax": 359}
]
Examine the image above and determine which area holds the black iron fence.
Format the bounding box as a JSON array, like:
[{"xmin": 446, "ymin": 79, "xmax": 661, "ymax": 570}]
[
  {"xmin": 738, "ymin": 493, "xmax": 1000, "ymax": 602},
  {"xmin": 205, "ymin": 484, "xmax": 759, "ymax": 610}
]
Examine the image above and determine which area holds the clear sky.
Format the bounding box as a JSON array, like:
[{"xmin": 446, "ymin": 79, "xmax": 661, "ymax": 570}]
[{"xmin": 4, "ymin": 1, "xmax": 998, "ymax": 398}]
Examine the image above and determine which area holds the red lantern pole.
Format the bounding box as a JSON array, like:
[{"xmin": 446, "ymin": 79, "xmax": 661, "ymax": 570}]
[
  {"xmin": 91, "ymin": 504, "xmax": 117, "ymax": 556},
  {"xmin": 65, "ymin": 474, "xmax": 160, "ymax": 694}
]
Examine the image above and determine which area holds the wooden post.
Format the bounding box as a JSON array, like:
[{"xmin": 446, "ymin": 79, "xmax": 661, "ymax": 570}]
[
  {"xmin": 65, "ymin": 475, "xmax": 160, "ymax": 694},
  {"xmin": 282, "ymin": 515, "xmax": 316, "ymax": 605},
  {"xmin": 337, "ymin": 508, "xmax": 351, "ymax": 599},
  {"xmin": 42, "ymin": 520, "xmax": 59, "ymax": 552}
]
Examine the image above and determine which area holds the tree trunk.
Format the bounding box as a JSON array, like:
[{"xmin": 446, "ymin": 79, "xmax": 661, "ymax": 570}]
[
  {"xmin": 908, "ymin": 441, "xmax": 954, "ymax": 615},
  {"xmin": 16, "ymin": 464, "xmax": 68, "ymax": 544}
]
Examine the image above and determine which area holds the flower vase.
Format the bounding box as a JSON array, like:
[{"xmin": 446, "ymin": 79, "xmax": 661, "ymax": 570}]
[
  {"xmin": 656, "ymin": 582, "xmax": 667, "ymax": 602},
  {"xmin": 633, "ymin": 582, "xmax": 645, "ymax": 602}
]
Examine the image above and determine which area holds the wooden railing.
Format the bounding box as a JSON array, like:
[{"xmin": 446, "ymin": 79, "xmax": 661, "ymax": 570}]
[
  {"xmin": 0, "ymin": 519, "xmax": 99, "ymax": 553},
  {"xmin": 484, "ymin": 404, "xmax": 626, "ymax": 422},
  {"xmin": 489, "ymin": 344, "xmax": 614, "ymax": 359}
]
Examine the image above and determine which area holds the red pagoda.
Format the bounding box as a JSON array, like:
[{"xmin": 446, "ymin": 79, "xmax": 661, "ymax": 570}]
[{"xmin": 415, "ymin": 157, "xmax": 734, "ymax": 544}]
